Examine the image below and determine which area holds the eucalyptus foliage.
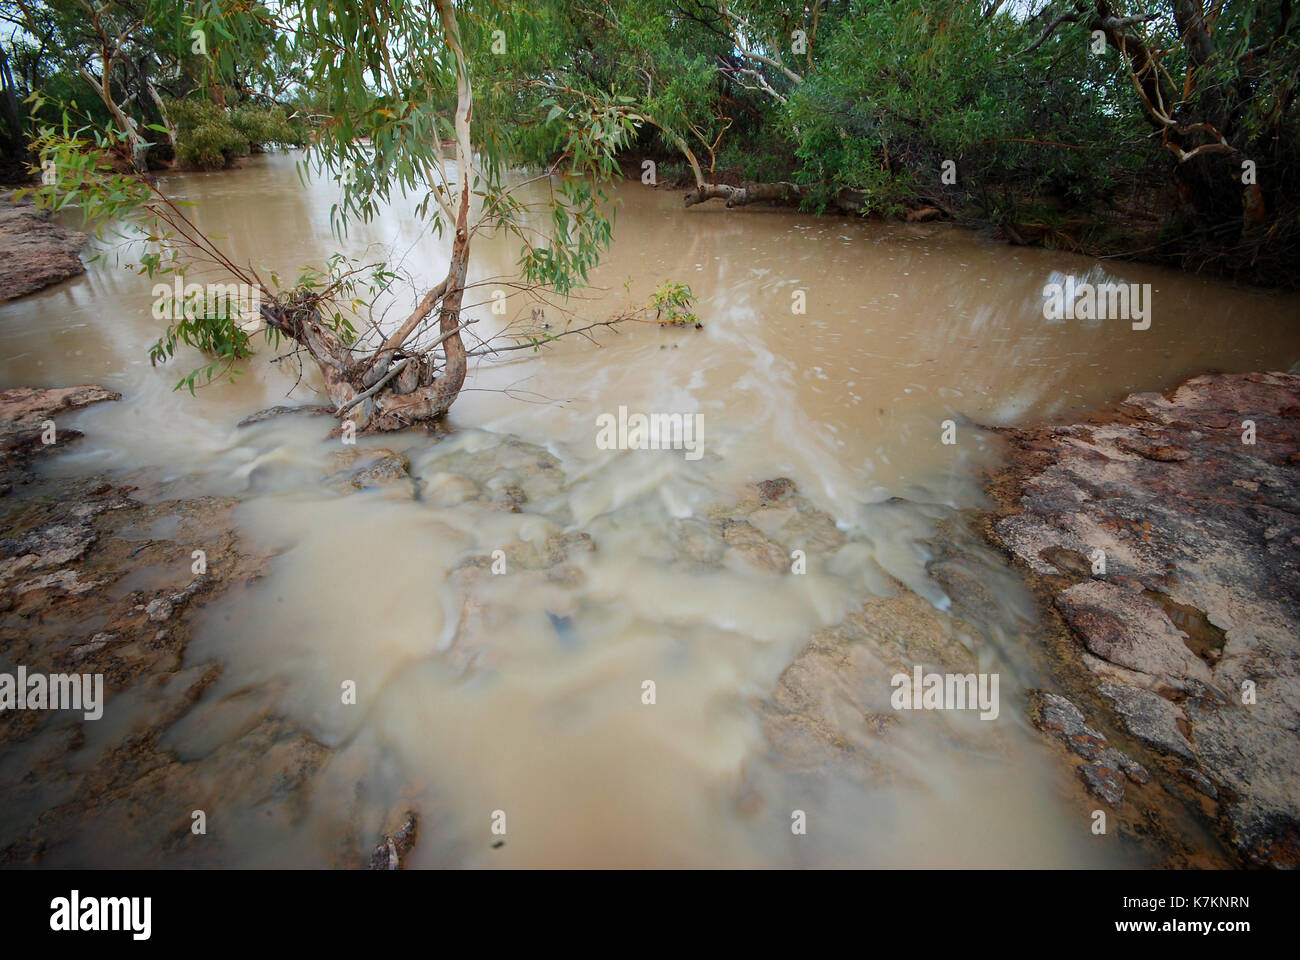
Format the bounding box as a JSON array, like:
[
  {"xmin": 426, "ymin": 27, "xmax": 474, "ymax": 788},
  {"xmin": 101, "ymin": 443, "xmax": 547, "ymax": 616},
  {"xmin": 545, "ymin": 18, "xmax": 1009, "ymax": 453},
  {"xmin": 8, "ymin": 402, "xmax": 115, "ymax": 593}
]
[{"xmin": 23, "ymin": 0, "xmax": 644, "ymax": 410}]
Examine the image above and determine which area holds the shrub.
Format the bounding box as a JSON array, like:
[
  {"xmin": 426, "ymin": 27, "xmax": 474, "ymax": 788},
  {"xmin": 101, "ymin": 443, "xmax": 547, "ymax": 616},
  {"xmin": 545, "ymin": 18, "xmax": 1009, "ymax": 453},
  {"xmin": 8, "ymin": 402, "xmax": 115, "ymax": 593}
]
[
  {"xmin": 229, "ymin": 106, "xmax": 307, "ymax": 150},
  {"xmin": 167, "ymin": 99, "xmax": 305, "ymax": 170}
]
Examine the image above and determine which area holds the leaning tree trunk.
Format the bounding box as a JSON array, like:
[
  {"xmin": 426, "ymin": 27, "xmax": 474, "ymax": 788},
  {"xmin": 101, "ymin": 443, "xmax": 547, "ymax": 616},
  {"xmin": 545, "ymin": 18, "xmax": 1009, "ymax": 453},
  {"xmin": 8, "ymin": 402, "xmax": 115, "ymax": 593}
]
[
  {"xmin": 145, "ymin": 78, "xmax": 176, "ymax": 150},
  {"xmin": 261, "ymin": 0, "xmax": 475, "ymax": 435},
  {"xmin": 79, "ymin": 65, "xmax": 150, "ymax": 174},
  {"xmin": 259, "ymin": 213, "xmax": 471, "ymax": 433},
  {"xmin": 366, "ymin": 219, "xmax": 470, "ymax": 430},
  {"xmin": 1092, "ymin": 1, "xmax": 1244, "ymax": 227}
]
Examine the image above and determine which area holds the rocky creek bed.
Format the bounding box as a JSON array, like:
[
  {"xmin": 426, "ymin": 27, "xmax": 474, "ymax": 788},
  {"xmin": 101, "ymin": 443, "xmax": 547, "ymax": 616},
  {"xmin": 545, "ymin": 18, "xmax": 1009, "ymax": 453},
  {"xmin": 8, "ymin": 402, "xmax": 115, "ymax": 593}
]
[{"xmin": 0, "ymin": 372, "xmax": 1295, "ymax": 867}]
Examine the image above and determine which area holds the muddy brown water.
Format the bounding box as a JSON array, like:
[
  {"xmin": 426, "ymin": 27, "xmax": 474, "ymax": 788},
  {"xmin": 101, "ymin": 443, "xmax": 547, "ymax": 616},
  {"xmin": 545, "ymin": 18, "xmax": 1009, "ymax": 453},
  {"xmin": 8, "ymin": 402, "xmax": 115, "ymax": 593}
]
[{"xmin": 2, "ymin": 152, "xmax": 1297, "ymax": 867}]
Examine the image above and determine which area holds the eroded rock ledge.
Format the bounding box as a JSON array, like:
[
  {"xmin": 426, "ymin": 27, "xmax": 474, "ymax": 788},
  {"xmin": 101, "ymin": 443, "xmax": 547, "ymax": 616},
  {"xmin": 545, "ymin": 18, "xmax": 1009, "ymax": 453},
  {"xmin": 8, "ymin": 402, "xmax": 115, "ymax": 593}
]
[
  {"xmin": 0, "ymin": 192, "xmax": 88, "ymax": 300},
  {"xmin": 0, "ymin": 387, "xmax": 332, "ymax": 867},
  {"xmin": 982, "ymin": 371, "xmax": 1300, "ymax": 867}
]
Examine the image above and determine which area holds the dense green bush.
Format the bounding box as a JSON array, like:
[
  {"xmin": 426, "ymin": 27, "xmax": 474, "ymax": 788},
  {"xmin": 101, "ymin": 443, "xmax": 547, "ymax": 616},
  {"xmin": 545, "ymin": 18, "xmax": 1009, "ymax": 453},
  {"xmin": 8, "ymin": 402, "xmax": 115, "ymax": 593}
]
[
  {"xmin": 167, "ymin": 99, "xmax": 248, "ymax": 169},
  {"xmin": 782, "ymin": 1, "xmax": 1134, "ymax": 219},
  {"xmin": 229, "ymin": 105, "xmax": 306, "ymax": 150},
  {"xmin": 167, "ymin": 99, "xmax": 306, "ymax": 170}
]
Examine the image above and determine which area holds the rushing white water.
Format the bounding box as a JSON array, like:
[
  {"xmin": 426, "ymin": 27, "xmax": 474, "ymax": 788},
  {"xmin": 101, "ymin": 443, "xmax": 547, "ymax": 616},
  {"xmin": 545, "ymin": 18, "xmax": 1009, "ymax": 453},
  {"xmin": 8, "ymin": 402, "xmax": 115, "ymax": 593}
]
[{"xmin": 3, "ymin": 152, "xmax": 1297, "ymax": 867}]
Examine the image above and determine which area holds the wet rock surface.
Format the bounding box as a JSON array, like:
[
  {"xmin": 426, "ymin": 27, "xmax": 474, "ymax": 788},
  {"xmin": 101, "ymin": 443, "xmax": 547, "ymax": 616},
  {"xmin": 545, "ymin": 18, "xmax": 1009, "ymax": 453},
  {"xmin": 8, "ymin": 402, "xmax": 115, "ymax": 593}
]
[
  {"xmin": 425, "ymin": 435, "xmax": 568, "ymax": 510},
  {"xmin": 739, "ymin": 493, "xmax": 1235, "ymax": 865},
  {"xmin": 1030, "ymin": 690, "xmax": 1150, "ymax": 806},
  {"xmin": 0, "ymin": 192, "xmax": 88, "ymax": 300},
  {"xmin": 417, "ymin": 461, "xmax": 1220, "ymax": 864},
  {"xmin": 0, "ymin": 385, "xmax": 120, "ymax": 432},
  {"xmin": 0, "ymin": 389, "xmax": 345, "ymax": 867},
  {"xmin": 236, "ymin": 404, "xmax": 333, "ymax": 428},
  {"xmin": 983, "ymin": 371, "xmax": 1300, "ymax": 866},
  {"xmin": 327, "ymin": 447, "xmax": 413, "ymax": 492},
  {"xmin": 368, "ymin": 811, "xmax": 418, "ymax": 870},
  {"xmin": 0, "ymin": 385, "xmax": 121, "ymax": 494},
  {"xmin": 347, "ymin": 450, "xmax": 411, "ymax": 489},
  {"xmin": 6, "ymin": 379, "xmax": 1282, "ymax": 868},
  {"xmin": 760, "ymin": 588, "xmax": 995, "ymax": 791}
]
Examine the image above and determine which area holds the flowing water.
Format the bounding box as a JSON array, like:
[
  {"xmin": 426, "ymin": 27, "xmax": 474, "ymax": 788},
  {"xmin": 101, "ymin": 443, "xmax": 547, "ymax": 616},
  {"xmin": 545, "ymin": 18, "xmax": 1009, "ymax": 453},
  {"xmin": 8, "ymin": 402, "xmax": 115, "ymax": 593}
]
[{"xmin": 3, "ymin": 153, "xmax": 1298, "ymax": 867}]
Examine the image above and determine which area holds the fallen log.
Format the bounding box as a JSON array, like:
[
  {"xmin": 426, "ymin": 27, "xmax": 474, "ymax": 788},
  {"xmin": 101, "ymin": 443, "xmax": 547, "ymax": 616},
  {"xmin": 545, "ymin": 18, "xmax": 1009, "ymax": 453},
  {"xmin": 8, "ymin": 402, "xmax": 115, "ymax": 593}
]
[
  {"xmin": 683, "ymin": 181, "xmax": 807, "ymax": 208},
  {"xmin": 682, "ymin": 181, "xmax": 944, "ymax": 223}
]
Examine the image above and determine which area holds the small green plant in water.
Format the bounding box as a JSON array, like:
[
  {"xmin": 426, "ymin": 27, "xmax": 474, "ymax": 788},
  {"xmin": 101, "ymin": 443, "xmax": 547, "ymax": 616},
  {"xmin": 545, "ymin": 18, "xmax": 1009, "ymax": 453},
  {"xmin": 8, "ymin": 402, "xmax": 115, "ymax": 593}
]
[
  {"xmin": 648, "ymin": 279, "xmax": 701, "ymax": 328},
  {"xmin": 148, "ymin": 293, "xmax": 258, "ymax": 394}
]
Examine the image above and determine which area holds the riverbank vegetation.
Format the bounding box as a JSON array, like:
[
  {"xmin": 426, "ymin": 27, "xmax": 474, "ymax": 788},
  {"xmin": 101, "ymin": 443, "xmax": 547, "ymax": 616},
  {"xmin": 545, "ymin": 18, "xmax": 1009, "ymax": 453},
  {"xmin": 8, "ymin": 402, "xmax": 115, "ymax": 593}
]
[
  {"xmin": 515, "ymin": 0, "xmax": 1297, "ymax": 285},
  {"xmin": 5, "ymin": 2, "xmax": 1295, "ymax": 283}
]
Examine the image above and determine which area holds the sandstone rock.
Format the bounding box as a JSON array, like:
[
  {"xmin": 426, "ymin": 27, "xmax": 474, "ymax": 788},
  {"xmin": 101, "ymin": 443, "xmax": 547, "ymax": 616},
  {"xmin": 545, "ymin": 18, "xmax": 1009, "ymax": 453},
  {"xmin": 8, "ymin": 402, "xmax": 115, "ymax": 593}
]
[
  {"xmin": 984, "ymin": 371, "xmax": 1300, "ymax": 865},
  {"xmin": 1182, "ymin": 767, "xmax": 1218, "ymax": 799},
  {"xmin": 1080, "ymin": 760, "xmax": 1126, "ymax": 806},
  {"xmin": 1029, "ymin": 690, "xmax": 1150, "ymax": 804},
  {"xmin": 0, "ymin": 385, "xmax": 121, "ymax": 435},
  {"xmin": 1032, "ymin": 691, "xmax": 1110, "ymax": 760},
  {"xmin": 0, "ymin": 469, "xmax": 296, "ymax": 867},
  {"xmin": 756, "ymin": 477, "xmax": 797, "ymax": 504},
  {"xmin": 0, "ymin": 192, "xmax": 87, "ymax": 300},
  {"xmin": 1055, "ymin": 581, "xmax": 1213, "ymax": 687},
  {"xmin": 545, "ymin": 531, "xmax": 595, "ymax": 564},
  {"xmin": 720, "ymin": 517, "xmax": 787, "ymax": 572},
  {"xmin": 761, "ymin": 588, "xmax": 1004, "ymax": 793},
  {"xmin": 350, "ymin": 451, "xmax": 411, "ymax": 488},
  {"xmin": 68, "ymin": 633, "xmax": 115, "ymax": 661},
  {"xmin": 327, "ymin": 449, "xmax": 412, "ymax": 491},
  {"xmin": 145, "ymin": 597, "xmax": 174, "ymax": 622},
  {"xmin": 489, "ymin": 482, "xmax": 528, "ymax": 512},
  {"xmin": 236, "ymin": 404, "xmax": 332, "ymax": 427}
]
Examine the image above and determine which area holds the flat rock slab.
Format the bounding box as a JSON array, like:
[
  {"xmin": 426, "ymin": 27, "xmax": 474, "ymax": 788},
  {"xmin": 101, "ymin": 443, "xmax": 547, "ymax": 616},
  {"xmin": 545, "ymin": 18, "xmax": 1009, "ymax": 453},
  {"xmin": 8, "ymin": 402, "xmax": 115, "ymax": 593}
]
[
  {"xmin": 1056, "ymin": 580, "xmax": 1212, "ymax": 687},
  {"xmin": 0, "ymin": 385, "xmax": 120, "ymax": 435},
  {"xmin": 985, "ymin": 371, "xmax": 1300, "ymax": 866},
  {"xmin": 0, "ymin": 192, "xmax": 87, "ymax": 300},
  {"xmin": 0, "ymin": 386, "xmax": 121, "ymax": 494},
  {"xmin": 236, "ymin": 404, "xmax": 333, "ymax": 427}
]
